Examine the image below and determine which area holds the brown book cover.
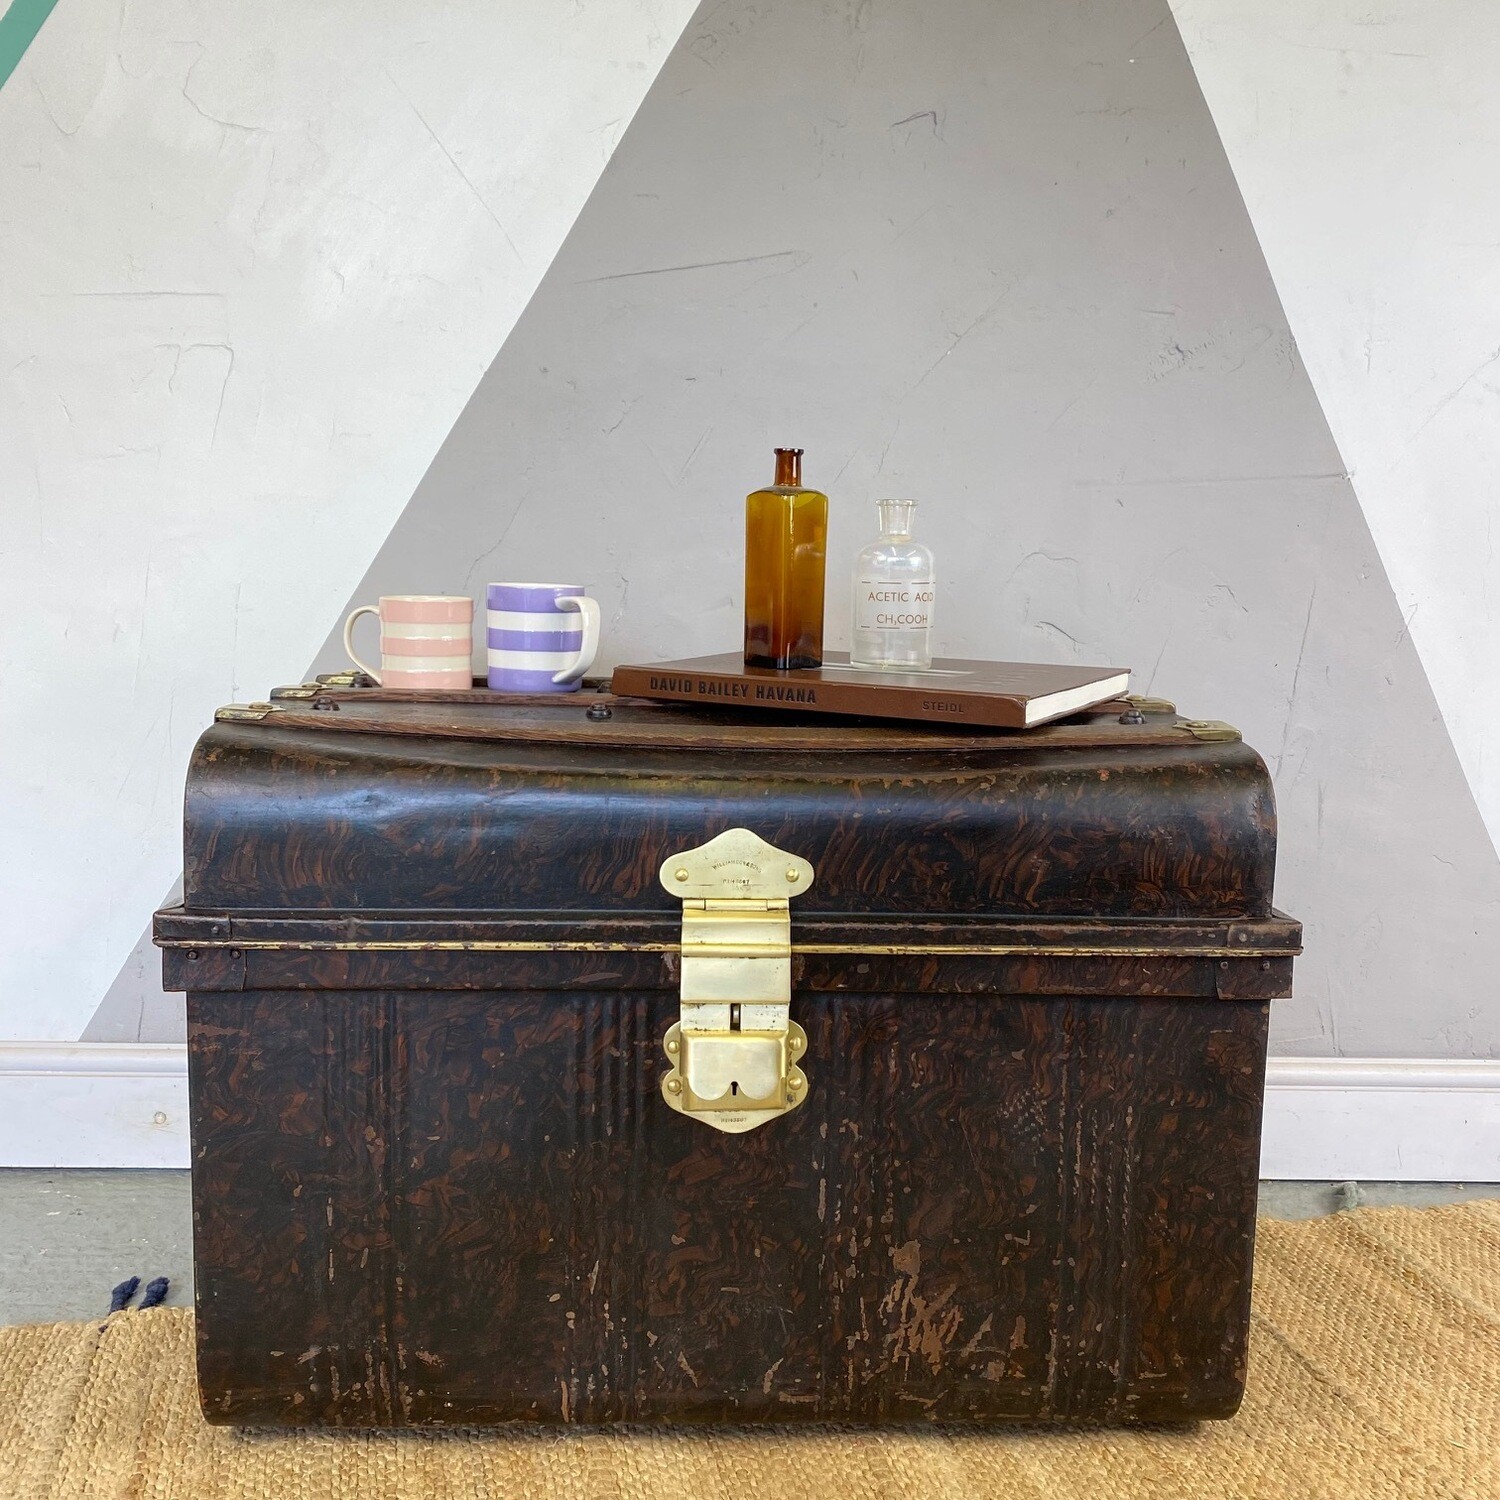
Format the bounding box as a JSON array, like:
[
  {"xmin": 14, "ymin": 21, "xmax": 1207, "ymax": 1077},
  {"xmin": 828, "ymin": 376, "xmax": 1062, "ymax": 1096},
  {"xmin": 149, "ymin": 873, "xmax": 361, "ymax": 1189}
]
[{"xmin": 611, "ymin": 652, "xmax": 1131, "ymax": 730}]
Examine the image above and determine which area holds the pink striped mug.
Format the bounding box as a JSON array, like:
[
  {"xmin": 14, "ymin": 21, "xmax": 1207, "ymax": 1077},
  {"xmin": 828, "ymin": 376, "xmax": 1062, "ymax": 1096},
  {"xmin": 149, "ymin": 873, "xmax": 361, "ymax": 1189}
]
[{"xmin": 342, "ymin": 595, "xmax": 474, "ymax": 689}]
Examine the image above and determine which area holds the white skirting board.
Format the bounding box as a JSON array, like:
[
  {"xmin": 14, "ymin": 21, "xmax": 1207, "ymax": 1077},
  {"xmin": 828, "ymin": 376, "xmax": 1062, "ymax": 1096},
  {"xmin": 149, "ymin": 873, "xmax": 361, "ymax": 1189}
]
[
  {"xmin": 1, "ymin": 1045, "xmax": 1498, "ymax": 1179},
  {"xmin": 0, "ymin": 1044, "xmax": 189, "ymax": 1169},
  {"xmin": 1258, "ymin": 1058, "xmax": 1500, "ymax": 1181}
]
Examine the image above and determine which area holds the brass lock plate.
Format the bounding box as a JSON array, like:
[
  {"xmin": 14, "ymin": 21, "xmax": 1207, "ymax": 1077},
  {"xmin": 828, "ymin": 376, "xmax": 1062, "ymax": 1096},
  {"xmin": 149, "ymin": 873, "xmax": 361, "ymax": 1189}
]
[
  {"xmin": 662, "ymin": 1019, "xmax": 808, "ymax": 1119},
  {"xmin": 659, "ymin": 829, "xmax": 813, "ymax": 1134}
]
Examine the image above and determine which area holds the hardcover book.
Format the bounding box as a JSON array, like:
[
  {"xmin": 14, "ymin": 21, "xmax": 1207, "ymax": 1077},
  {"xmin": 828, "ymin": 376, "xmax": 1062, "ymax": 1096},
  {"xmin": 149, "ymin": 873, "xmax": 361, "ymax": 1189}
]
[{"xmin": 611, "ymin": 652, "xmax": 1130, "ymax": 730}]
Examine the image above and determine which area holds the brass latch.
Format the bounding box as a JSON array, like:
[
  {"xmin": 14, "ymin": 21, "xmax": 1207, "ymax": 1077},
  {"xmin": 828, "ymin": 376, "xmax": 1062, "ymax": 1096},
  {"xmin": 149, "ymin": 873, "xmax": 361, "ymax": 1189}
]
[{"xmin": 659, "ymin": 828, "xmax": 814, "ymax": 1134}]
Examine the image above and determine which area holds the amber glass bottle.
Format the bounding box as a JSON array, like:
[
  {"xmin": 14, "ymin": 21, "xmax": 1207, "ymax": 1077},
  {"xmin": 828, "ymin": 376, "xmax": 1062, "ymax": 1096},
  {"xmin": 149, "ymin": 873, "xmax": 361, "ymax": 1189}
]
[{"xmin": 743, "ymin": 447, "xmax": 828, "ymax": 669}]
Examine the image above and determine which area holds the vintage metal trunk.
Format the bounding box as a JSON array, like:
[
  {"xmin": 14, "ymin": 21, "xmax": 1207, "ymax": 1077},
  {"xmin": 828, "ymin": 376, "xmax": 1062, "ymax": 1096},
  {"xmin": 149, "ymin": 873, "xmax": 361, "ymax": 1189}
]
[{"xmin": 154, "ymin": 683, "xmax": 1299, "ymax": 1429}]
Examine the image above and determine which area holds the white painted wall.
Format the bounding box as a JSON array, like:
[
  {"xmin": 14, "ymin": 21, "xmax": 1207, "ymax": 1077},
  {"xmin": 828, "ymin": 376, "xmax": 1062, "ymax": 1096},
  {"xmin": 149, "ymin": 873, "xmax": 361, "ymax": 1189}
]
[
  {"xmin": 0, "ymin": 0, "xmax": 697, "ymax": 1039},
  {"xmin": 1170, "ymin": 0, "xmax": 1500, "ymax": 851},
  {"xmin": 5, "ymin": 0, "xmax": 1497, "ymax": 1069}
]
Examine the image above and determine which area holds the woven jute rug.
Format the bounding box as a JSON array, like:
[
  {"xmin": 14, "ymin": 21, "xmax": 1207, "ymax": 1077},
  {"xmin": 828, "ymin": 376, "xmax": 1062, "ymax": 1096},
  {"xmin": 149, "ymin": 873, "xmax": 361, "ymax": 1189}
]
[{"xmin": 2, "ymin": 1202, "xmax": 1496, "ymax": 1499}]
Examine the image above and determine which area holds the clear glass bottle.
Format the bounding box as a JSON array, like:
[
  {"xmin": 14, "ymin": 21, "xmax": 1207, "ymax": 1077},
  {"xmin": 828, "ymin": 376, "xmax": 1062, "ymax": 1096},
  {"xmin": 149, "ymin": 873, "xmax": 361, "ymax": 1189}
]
[
  {"xmin": 850, "ymin": 499, "xmax": 934, "ymax": 670},
  {"xmin": 744, "ymin": 447, "xmax": 828, "ymax": 669}
]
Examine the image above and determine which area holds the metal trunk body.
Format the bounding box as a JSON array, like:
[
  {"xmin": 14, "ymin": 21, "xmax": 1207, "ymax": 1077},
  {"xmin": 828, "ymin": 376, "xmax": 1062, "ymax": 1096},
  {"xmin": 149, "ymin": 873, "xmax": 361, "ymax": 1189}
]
[{"xmin": 155, "ymin": 685, "xmax": 1299, "ymax": 1428}]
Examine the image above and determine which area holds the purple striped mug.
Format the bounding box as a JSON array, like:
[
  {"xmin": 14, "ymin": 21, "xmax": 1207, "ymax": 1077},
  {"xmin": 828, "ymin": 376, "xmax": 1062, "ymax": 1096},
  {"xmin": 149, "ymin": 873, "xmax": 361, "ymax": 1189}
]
[{"xmin": 486, "ymin": 582, "xmax": 601, "ymax": 693}]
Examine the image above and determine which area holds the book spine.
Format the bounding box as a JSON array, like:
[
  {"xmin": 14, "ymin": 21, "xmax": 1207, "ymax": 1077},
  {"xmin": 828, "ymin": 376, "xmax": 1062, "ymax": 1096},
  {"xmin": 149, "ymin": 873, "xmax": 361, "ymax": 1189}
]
[{"xmin": 611, "ymin": 669, "xmax": 1023, "ymax": 728}]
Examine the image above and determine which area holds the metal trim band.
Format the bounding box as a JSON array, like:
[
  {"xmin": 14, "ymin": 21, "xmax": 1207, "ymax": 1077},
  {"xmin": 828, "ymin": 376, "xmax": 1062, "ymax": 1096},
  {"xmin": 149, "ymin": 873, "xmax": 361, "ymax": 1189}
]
[{"xmin": 157, "ymin": 938, "xmax": 1302, "ymax": 958}]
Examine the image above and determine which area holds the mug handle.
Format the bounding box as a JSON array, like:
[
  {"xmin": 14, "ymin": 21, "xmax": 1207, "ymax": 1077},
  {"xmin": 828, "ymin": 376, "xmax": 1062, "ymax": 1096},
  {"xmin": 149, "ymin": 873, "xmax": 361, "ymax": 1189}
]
[
  {"xmin": 342, "ymin": 604, "xmax": 384, "ymax": 685},
  {"xmin": 552, "ymin": 597, "xmax": 601, "ymax": 685}
]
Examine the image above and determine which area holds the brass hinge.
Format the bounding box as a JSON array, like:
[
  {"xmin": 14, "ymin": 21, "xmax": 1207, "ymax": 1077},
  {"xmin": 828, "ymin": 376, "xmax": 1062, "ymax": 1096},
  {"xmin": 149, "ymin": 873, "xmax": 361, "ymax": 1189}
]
[
  {"xmin": 1180, "ymin": 719, "xmax": 1242, "ymax": 743},
  {"xmin": 659, "ymin": 828, "xmax": 814, "ymax": 1134},
  {"xmin": 1125, "ymin": 694, "xmax": 1177, "ymax": 715},
  {"xmin": 266, "ymin": 669, "xmax": 375, "ymax": 702},
  {"xmin": 214, "ymin": 702, "xmax": 279, "ymax": 723}
]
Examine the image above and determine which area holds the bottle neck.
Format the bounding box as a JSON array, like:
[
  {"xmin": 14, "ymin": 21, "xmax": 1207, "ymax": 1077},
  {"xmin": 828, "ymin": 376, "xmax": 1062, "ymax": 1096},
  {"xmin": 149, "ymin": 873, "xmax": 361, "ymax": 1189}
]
[
  {"xmin": 774, "ymin": 448, "xmax": 803, "ymax": 487},
  {"xmin": 877, "ymin": 499, "xmax": 917, "ymax": 538}
]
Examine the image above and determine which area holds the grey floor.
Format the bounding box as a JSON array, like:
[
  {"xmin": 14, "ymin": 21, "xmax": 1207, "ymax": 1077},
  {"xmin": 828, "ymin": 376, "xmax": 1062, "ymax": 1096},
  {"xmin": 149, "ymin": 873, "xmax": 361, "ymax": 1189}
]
[{"xmin": 1, "ymin": 1170, "xmax": 1496, "ymax": 1329}]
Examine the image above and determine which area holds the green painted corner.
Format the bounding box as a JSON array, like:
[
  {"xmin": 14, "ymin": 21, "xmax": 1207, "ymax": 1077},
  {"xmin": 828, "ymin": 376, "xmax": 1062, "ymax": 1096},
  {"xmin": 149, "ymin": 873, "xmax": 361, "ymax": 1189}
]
[{"xmin": 0, "ymin": 0, "xmax": 61, "ymax": 93}]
